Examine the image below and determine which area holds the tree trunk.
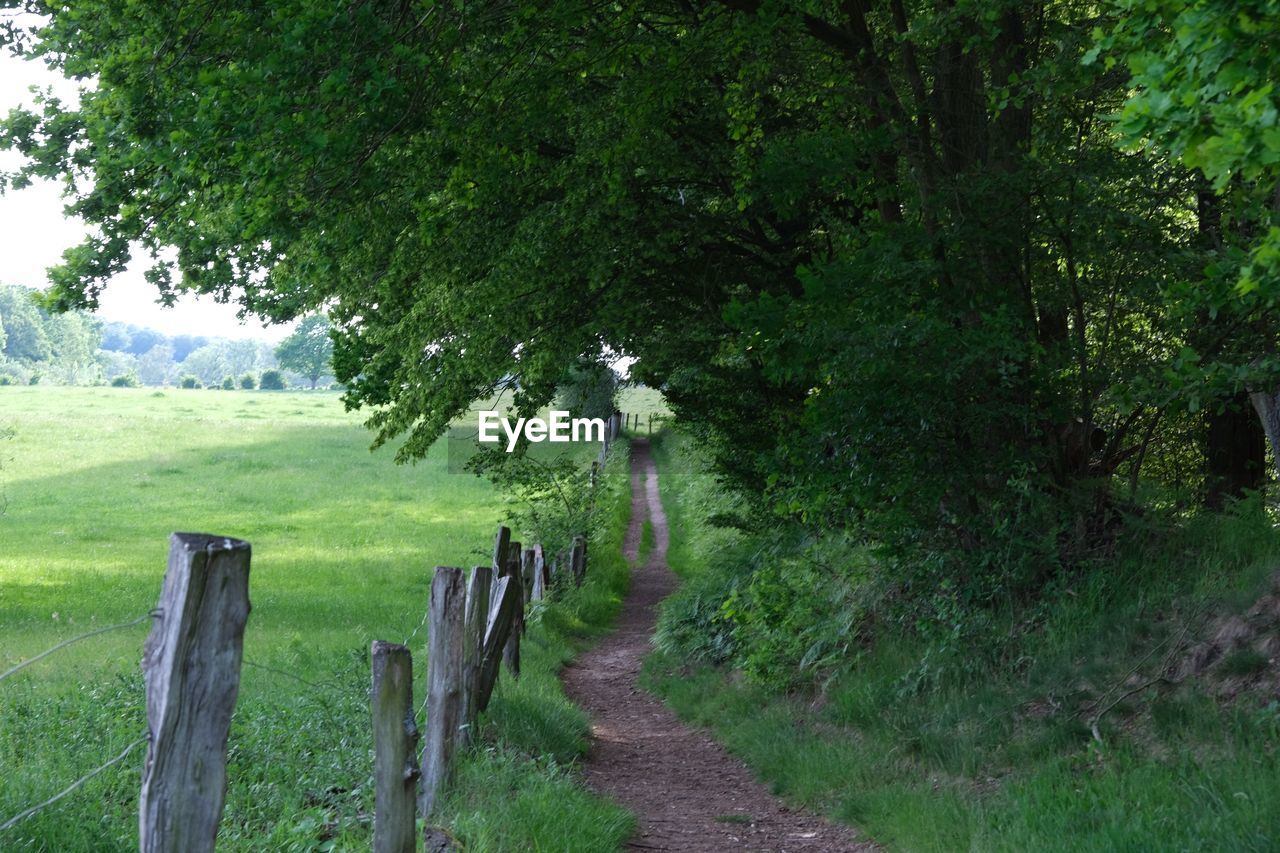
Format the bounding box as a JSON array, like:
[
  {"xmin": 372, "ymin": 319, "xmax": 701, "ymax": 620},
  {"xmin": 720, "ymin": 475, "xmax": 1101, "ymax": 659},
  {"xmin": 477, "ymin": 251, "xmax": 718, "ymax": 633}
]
[
  {"xmin": 1248, "ymin": 389, "xmax": 1280, "ymax": 483},
  {"xmin": 1206, "ymin": 392, "xmax": 1266, "ymax": 508}
]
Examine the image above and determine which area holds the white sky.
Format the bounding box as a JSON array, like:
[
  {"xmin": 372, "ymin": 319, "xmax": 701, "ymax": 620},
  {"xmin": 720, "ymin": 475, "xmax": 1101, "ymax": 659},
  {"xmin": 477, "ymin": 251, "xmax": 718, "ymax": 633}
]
[{"xmin": 0, "ymin": 47, "xmax": 292, "ymax": 342}]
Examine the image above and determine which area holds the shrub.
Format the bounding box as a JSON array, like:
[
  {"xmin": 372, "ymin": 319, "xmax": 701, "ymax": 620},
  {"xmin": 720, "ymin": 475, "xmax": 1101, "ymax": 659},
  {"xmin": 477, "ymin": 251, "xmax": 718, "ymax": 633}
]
[
  {"xmin": 239, "ymin": 373, "xmax": 256, "ymax": 390},
  {"xmin": 259, "ymin": 369, "xmax": 286, "ymax": 390},
  {"xmin": 179, "ymin": 375, "xmax": 200, "ymax": 389},
  {"xmin": 221, "ymin": 375, "xmax": 236, "ymax": 390},
  {"xmin": 110, "ymin": 374, "xmax": 139, "ymax": 388}
]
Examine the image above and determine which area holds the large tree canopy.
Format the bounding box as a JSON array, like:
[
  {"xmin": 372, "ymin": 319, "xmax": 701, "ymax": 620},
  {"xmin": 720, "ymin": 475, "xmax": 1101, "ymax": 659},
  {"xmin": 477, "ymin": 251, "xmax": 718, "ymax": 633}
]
[{"xmin": 4, "ymin": 1, "xmax": 1279, "ymax": 606}]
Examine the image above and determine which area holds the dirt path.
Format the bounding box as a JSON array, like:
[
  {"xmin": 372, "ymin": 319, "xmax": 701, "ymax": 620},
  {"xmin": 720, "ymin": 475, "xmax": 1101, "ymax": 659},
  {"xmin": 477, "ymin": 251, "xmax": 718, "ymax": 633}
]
[{"xmin": 561, "ymin": 439, "xmax": 873, "ymax": 852}]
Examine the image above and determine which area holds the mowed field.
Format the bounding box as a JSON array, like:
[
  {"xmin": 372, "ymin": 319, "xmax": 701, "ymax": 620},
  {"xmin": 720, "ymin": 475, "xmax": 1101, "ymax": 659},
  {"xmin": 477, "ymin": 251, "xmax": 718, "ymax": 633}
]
[{"xmin": 0, "ymin": 386, "xmax": 509, "ymax": 849}]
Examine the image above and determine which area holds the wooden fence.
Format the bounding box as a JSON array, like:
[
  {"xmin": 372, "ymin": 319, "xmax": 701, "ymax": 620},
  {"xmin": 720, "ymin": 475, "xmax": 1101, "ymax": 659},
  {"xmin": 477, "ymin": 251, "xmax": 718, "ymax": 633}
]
[{"xmin": 2, "ymin": 413, "xmax": 632, "ymax": 851}]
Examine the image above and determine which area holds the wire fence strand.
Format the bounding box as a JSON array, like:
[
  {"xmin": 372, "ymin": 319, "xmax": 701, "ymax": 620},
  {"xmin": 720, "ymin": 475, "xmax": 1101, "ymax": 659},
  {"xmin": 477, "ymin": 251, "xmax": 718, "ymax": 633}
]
[
  {"xmin": 0, "ymin": 735, "xmax": 148, "ymax": 833},
  {"xmin": 0, "ymin": 610, "xmax": 159, "ymax": 685}
]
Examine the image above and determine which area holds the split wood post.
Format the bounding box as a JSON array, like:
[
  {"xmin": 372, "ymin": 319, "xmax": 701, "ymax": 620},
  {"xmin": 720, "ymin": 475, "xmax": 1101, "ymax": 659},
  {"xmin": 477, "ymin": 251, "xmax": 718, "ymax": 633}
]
[
  {"xmin": 530, "ymin": 545, "xmax": 547, "ymax": 602},
  {"xmin": 460, "ymin": 566, "xmax": 492, "ymax": 744},
  {"xmin": 475, "ymin": 576, "xmax": 520, "ymax": 711},
  {"xmin": 420, "ymin": 566, "xmax": 465, "ymax": 818},
  {"xmin": 491, "ymin": 524, "xmax": 511, "ymax": 572},
  {"xmin": 520, "ymin": 548, "xmax": 536, "ymax": 607},
  {"xmin": 490, "ymin": 525, "xmax": 510, "ymax": 602},
  {"xmin": 139, "ymin": 533, "xmax": 251, "ymax": 853},
  {"xmin": 571, "ymin": 535, "xmax": 586, "ymax": 587},
  {"xmin": 371, "ymin": 641, "xmax": 418, "ymax": 853},
  {"xmin": 501, "ymin": 541, "xmax": 524, "ymax": 676}
]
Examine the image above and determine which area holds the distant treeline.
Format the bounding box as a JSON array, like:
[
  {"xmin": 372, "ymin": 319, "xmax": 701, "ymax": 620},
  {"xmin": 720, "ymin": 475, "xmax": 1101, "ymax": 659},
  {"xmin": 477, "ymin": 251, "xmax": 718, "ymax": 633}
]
[{"xmin": 0, "ymin": 284, "xmax": 332, "ymax": 389}]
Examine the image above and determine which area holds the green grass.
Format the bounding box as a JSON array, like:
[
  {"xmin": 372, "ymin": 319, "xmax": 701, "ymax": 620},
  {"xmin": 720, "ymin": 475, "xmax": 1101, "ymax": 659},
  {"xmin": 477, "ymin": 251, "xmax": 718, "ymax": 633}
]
[
  {"xmin": 616, "ymin": 385, "xmax": 669, "ymax": 436},
  {"xmin": 643, "ymin": 430, "xmax": 1280, "ymax": 852},
  {"xmin": 0, "ymin": 386, "xmax": 633, "ymax": 851}
]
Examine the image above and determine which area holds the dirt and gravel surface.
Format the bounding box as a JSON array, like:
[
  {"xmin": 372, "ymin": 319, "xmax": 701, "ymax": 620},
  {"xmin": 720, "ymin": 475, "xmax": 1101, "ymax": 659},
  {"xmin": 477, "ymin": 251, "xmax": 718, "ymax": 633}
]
[{"xmin": 561, "ymin": 439, "xmax": 874, "ymax": 852}]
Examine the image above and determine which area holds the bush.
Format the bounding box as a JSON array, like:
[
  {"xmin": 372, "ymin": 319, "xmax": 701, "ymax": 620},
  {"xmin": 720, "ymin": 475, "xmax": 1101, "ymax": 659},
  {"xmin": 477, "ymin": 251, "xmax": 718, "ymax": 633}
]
[
  {"xmin": 221, "ymin": 375, "xmax": 236, "ymax": 390},
  {"xmin": 110, "ymin": 374, "xmax": 139, "ymax": 388},
  {"xmin": 0, "ymin": 376, "xmax": 11, "ymax": 386},
  {"xmin": 259, "ymin": 369, "xmax": 286, "ymax": 390},
  {"xmin": 179, "ymin": 375, "xmax": 200, "ymax": 389},
  {"xmin": 239, "ymin": 373, "xmax": 256, "ymax": 390}
]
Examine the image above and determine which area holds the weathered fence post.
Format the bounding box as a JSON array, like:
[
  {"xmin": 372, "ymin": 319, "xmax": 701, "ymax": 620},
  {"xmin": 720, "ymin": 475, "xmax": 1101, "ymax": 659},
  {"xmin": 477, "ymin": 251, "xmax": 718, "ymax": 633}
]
[
  {"xmin": 530, "ymin": 545, "xmax": 547, "ymax": 602},
  {"xmin": 491, "ymin": 525, "xmax": 510, "ymax": 574},
  {"xmin": 501, "ymin": 542, "xmax": 524, "ymax": 676},
  {"xmin": 520, "ymin": 548, "xmax": 535, "ymax": 607},
  {"xmin": 460, "ymin": 566, "xmax": 492, "ymax": 745},
  {"xmin": 571, "ymin": 535, "xmax": 587, "ymax": 587},
  {"xmin": 371, "ymin": 641, "xmax": 418, "ymax": 853},
  {"xmin": 139, "ymin": 533, "xmax": 251, "ymax": 853},
  {"xmin": 420, "ymin": 566, "xmax": 465, "ymax": 818},
  {"xmin": 475, "ymin": 576, "xmax": 520, "ymax": 711}
]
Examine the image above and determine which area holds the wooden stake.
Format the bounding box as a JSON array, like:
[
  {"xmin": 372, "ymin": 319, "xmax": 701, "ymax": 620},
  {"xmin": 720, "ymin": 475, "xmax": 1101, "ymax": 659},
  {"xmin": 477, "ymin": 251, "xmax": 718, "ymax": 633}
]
[
  {"xmin": 420, "ymin": 566, "xmax": 465, "ymax": 818},
  {"xmin": 371, "ymin": 641, "xmax": 418, "ymax": 853},
  {"xmin": 140, "ymin": 533, "xmax": 251, "ymax": 853},
  {"xmin": 460, "ymin": 566, "xmax": 492, "ymax": 742}
]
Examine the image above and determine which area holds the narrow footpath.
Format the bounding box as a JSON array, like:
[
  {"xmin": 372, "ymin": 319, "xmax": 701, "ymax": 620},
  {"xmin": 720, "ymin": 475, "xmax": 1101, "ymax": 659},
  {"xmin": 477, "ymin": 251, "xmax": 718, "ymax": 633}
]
[{"xmin": 562, "ymin": 439, "xmax": 873, "ymax": 852}]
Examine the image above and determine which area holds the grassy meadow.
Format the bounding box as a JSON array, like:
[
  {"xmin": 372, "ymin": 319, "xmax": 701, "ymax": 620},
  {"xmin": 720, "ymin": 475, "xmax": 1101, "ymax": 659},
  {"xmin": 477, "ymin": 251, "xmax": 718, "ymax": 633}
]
[{"xmin": 0, "ymin": 385, "xmax": 642, "ymax": 851}]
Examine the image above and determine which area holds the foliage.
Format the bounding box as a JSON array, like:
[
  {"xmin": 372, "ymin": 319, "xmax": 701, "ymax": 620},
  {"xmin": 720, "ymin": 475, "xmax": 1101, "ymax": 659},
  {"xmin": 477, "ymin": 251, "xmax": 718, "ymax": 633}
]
[
  {"xmin": 273, "ymin": 314, "xmax": 333, "ymax": 389},
  {"xmin": 648, "ymin": 430, "xmax": 1280, "ymax": 849},
  {"xmin": 258, "ymin": 369, "xmax": 285, "ymax": 391},
  {"xmin": 220, "ymin": 375, "xmax": 235, "ymax": 390},
  {"xmin": 555, "ymin": 358, "xmax": 619, "ymax": 421},
  {"xmin": 109, "ymin": 374, "xmax": 137, "ymax": 388},
  {"xmin": 240, "ymin": 373, "xmax": 256, "ymax": 390},
  {"xmin": 0, "ymin": 284, "xmax": 101, "ymax": 383},
  {"xmin": 178, "ymin": 374, "xmax": 199, "ymax": 389},
  {"xmin": 0, "ymin": 0, "xmax": 1243, "ymax": 627}
]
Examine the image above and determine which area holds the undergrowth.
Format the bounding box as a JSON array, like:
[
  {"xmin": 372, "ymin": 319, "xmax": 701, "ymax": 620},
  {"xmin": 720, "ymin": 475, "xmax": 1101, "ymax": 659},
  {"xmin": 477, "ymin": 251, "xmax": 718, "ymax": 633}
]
[
  {"xmin": 434, "ymin": 440, "xmax": 635, "ymax": 851},
  {"xmin": 646, "ymin": 431, "xmax": 1280, "ymax": 851}
]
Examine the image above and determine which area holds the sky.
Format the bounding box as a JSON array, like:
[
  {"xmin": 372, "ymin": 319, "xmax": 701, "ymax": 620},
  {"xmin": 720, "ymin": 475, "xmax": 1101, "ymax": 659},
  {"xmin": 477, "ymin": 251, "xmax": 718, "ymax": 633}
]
[{"xmin": 0, "ymin": 47, "xmax": 293, "ymax": 342}]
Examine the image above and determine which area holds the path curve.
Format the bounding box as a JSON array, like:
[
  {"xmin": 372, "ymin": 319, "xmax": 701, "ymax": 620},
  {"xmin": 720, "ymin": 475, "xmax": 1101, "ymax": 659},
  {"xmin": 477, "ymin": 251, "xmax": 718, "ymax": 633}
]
[{"xmin": 562, "ymin": 439, "xmax": 873, "ymax": 852}]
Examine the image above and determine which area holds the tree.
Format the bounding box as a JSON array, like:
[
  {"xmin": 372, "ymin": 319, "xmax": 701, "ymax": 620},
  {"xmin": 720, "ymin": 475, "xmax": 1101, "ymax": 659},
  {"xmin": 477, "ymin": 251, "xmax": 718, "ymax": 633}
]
[
  {"xmin": 136, "ymin": 344, "xmax": 176, "ymax": 387},
  {"xmin": 556, "ymin": 359, "xmax": 619, "ymax": 421},
  {"xmin": 259, "ymin": 369, "xmax": 286, "ymax": 391},
  {"xmin": 0, "ymin": 1, "xmax": 1239, "ymax": 614},
  {"xmin": 274, "ymin": 315, "xmax": 333, "ymax": 389},
  {"xmin": 182, "ymin": 344, "xmax": 230, "ymax": 387},
  {"xmin": 1099, "ymin": 1, "xmax": 1280, "ymax": 481},
  {"xmin": 0, "ymin": 286, "xmax": 52, "ymax": 362},
  {"xmin": 239, "ymin": 373, "xmax": 256, "ymax": 390}
]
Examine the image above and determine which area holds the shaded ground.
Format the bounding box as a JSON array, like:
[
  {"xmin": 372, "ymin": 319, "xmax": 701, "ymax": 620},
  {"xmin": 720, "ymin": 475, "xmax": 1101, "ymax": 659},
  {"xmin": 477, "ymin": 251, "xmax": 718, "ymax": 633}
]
[{"xmin": 561, "ymin": 439, "xmax": 873, "ymax": 852}]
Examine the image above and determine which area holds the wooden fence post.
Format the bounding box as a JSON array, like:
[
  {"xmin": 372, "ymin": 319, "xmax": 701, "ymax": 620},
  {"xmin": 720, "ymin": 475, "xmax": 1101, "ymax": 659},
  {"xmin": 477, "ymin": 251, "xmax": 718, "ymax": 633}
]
[
  {"xmin": 648, "ymin": 413, "xmax": 652, "ymax": 434},
  {"xmin": 501, "ymin": 542, "xmax": 523, "ymax": 676},
  {"xmin": 475, "ymin": 576, "xmax": 520, "ymax": 711},
  {"xmin": 571, "ymin": 535, "xmax": 586, "ymax": 587},
  {"xmin": 420, "ymin": 566, "xmax": 465, "ymax": 818},
  {"xmin": 460, "ymin": 566, "xmax": 492, "ymax": 744},
  {"xmin": 520, "ymin": 548, "xmax": 535, "ymax": 607},
  {"xmin": 139, "ymin": 533, "xmax": 251, "ymax": 853},
  {"xmin": 491, "ymin": 525, "xmax": 510, "ymax": 571},
  {"xmin": 530, "ymin": 545, "xmax": 547, "ymax": 602},
  {"xmin": 371, "ymin": 641, "xmax": 418, "ymax": 853}
]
